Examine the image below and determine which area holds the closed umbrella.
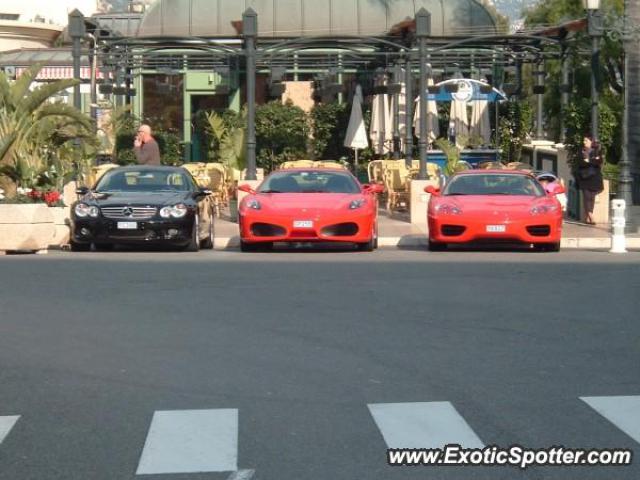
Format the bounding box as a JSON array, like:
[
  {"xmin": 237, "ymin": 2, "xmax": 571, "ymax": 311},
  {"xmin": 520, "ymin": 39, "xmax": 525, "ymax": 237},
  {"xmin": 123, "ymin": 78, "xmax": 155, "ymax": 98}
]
[
  {"xmin": 389, "ymin": 76, "xmax": 406, "ymax": 152},
  {"xmin": 344, "ymin": 85, "xmax": 369, "ymax": 176},
  {"xmin": 370, "ymin": 79, "xmax": 393, "ymax": 155},
  {"xmin": 413, "ymin": 77, "xmax": 440, "ymax": 144},
  {"xmin": 449, "ymin": 99, "xmax": 469, "ymax": 149},
  {"xmin": 470, "ymin": 99, "xmax": 491, "ymax": 146}
]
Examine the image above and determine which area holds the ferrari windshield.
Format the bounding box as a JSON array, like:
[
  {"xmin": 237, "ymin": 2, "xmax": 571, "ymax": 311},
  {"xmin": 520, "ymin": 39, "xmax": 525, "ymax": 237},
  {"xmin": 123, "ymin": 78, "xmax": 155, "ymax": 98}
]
[
  {"xmin": 443, "ymin": 174, "xmax": 545, "ymax": 197},
  {"xmin": 258, "ymin": 171, "xmax": 360, "ymax": 194},
  {"xmin": 95, "ymin": 168, "xmax": 195, "ymax": 192}
]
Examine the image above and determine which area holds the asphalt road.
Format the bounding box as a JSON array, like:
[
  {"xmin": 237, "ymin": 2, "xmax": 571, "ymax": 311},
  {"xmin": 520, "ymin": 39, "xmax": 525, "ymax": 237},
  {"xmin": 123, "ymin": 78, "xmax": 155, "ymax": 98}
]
[{"xmin": 0, "ymin": 249, "xmax": 639, "ymax": 480}]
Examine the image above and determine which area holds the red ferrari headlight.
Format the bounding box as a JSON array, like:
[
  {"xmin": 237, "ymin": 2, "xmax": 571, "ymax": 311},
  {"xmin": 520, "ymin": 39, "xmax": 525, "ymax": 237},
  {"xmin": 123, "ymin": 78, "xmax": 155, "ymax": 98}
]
[
  {"xmin": 434, "ymin": 204, "xmax": 462, "ymax": 215},
  {"xmin": 530, "ymin": 204, "xmax": 558, "ymax": 215}
]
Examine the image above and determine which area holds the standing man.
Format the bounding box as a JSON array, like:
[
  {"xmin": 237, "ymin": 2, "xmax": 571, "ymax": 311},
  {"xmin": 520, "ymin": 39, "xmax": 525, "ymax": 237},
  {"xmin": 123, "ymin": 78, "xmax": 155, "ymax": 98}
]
[{"xmin": 134, "ymin": 124, "xmax": 161, "ymax": 165}]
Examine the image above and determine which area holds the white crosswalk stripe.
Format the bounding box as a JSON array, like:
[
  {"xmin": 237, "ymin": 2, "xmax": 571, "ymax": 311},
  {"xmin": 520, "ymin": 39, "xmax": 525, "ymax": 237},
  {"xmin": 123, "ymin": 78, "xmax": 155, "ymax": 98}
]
[
  {"xmin": 136, "ymin": 409, "xmax": 238, "ymax": 475},
  {"xmin": 0, "ymin": 416, "xmax": 20, "ymax": 445},
  {"xmin": 368, "ymin": 402, "xmax": 484, "ymax": 449},
  {"xmin": 581, "ymin": 395, "xmax": 640, "ymax": 444}
]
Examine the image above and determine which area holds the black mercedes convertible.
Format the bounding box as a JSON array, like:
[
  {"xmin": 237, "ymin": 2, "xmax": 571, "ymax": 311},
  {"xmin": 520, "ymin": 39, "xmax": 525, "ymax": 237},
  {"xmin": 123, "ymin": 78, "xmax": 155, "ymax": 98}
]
[{"xmin": 70, "ymin": 166, "xmax": 214, "ymax": 252}]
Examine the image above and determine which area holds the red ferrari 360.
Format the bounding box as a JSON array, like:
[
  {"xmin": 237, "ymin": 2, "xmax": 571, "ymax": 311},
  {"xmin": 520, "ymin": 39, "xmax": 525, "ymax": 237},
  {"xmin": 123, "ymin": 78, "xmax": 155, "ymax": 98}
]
[
  {"xmin": 238, "ymin": 168, "xmax": 383, "ymax": 252},
  {"xmin": 426, "ymin": 170, "xmax": 564, "ymax": 251}
]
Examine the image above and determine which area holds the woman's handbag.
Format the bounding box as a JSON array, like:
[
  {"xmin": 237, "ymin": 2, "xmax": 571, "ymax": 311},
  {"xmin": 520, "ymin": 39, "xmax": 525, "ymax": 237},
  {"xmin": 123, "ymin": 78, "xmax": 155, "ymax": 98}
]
[{"xmin": 579, "ymin": 165, "xmax": 597, "ymax": 180}]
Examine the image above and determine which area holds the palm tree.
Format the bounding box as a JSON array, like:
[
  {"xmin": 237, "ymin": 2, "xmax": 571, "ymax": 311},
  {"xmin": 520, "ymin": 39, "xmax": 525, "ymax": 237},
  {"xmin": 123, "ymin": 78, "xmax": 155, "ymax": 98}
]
[{"xmin": 0, "ymin": 64, "xmax": 92, "ymax": 167}]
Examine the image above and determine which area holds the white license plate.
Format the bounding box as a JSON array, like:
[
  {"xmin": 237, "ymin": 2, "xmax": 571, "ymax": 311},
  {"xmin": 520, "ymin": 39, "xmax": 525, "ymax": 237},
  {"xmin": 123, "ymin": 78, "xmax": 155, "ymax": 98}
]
[
  {"xmin": 117, "ymin": 222, "xmax": 138, "ymax": 230},
  {"xmin": 486, "ymin": 225, "xmax": 506, "ymax": 233},
  {"xmin": 293, "ymin": 220, "xmax": 313, "ymax": 228}
]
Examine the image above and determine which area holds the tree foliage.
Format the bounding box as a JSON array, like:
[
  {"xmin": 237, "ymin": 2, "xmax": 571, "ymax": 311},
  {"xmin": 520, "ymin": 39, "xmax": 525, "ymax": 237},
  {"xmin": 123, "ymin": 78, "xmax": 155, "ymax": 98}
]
[
  {"xmin": 0, "ymin": 65, "xmax": 96, "ymax": 192},
  {"xmin": 255, "ymin": 100, "xmax": 309, "ymax": 170},
  {"xmin": 310, "ymin": 102, "xmax": 351, "ymax": 160}
]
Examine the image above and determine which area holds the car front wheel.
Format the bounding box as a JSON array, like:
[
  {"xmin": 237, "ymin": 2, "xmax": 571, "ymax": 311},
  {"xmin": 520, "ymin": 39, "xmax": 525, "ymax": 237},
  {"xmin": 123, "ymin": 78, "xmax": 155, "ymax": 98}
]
[{"xmin": 184, "ymin": 215, "xmax": 200, "ymax": 252}]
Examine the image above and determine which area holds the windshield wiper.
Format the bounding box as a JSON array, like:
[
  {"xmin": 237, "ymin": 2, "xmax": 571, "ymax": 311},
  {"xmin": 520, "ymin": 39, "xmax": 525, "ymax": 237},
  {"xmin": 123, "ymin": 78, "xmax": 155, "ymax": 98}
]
[{"xmin": 260, "ymin": 189, "xmax": 282, "ymax": 193}]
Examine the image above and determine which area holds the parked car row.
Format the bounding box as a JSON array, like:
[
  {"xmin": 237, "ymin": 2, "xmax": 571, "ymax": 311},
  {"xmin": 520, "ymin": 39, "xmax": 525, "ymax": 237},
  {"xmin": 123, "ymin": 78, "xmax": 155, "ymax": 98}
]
[{"xmin": 70, "ymin": 165, "xmax": 564, "ymax": 253}]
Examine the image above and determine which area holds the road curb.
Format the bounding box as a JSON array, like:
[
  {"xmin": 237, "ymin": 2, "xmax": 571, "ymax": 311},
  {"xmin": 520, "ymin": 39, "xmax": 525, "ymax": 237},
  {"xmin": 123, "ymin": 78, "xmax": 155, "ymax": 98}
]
[{"xmin": 214, "ymin": 236, "xmax": 640, "ymax": 250}]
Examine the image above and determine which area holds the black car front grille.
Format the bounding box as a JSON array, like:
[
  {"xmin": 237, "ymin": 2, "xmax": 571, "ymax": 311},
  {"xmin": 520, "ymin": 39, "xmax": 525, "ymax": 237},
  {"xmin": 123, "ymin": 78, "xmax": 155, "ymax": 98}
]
[
  {"xmin": 321, "ymin": 222, "xmax": 359, "ymax": 237},
  {"xmin": 527, "ymin": 225, "xmax": 551, "ymax": 237},
  {"xmin": 101, "ymin": 206, "xmax": 157, "ymax": 220},
  {"xmin": 441, "ymin": 225, "xmax": 466, "ymax": 236},
  {"xmin": 250, "ymin": 223, "xmax": 286, "ymax": 237}
]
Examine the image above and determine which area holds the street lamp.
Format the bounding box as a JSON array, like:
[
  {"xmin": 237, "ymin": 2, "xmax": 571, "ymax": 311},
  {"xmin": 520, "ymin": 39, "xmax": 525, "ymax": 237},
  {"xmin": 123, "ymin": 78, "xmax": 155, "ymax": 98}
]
[
  {"xmin": 416, "ymin": 8, "xmax": 431, "ymax": 180},
  {"xmin": 583, "ymin": 0, "xmax": 602, "ymax": 143},
  {"xmin": 582, "ymin": 0, "xmax": 636, "ymax": 232}
]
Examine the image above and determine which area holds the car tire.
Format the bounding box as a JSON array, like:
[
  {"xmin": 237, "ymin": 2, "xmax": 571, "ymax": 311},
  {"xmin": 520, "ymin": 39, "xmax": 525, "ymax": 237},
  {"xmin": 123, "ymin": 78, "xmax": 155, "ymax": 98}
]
[
  {"xmin": 357, "ymin": 234, "xmax": 375, "ymax": 252},
  {"xmin": 184, "ymin": 215, "xmax": 200, "ymax": 252},
  {"xmin": 93, "ymin": 243, "xmax": 113, "ymax": 251},
  {"xmin": 536, "ymin": 242, "xmax": 560, "ymax": 252},
  {"xmin": 240, "ymin": 240, "xmax": 259, "ymax": 252},
  {"xmin": 428, "ymin": 240, "xmax": 447, "ymax": 251},
  {"xmin": 70, "ymin": 241, "xmax": 90, "ymax": 252},
  {"xmin": 200, "ymin": 217, "xmax": 214, "ymax": 250}
]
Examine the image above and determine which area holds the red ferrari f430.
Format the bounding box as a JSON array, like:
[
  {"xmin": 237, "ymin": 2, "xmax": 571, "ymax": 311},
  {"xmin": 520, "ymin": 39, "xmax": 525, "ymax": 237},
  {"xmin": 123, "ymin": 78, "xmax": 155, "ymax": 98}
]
[{"xmin": 238, "ymin": 169, "xmax": 383, "ymax": 251}]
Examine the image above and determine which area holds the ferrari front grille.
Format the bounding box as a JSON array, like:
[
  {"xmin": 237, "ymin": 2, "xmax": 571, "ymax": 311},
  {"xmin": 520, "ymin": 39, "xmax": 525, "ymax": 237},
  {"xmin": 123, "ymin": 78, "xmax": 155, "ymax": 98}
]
[
  {"xmin": 526, "ymin": 225, "xmax": 551, "ymax": 237},
  {"xmin": 321, "ymin": 222, "xmax": 359, "ymax": 237},
  {"xmin": 101, "ymin": 206, "xmax": 157, "ymax": 219},
  {"xmin": 441, "ymin": 225, "xmax": 466, "ymax": 237},
  {"xmin": 250, "ymin": 223, "xmax": 286, "ymax": 237}
]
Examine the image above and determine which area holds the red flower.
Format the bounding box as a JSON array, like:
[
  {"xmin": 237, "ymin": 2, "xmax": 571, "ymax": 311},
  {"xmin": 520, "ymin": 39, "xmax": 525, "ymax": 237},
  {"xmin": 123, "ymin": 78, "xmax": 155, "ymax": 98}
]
[{"xmin": 43, "ymin": 191, "xmax": 61, "ymax": 206}]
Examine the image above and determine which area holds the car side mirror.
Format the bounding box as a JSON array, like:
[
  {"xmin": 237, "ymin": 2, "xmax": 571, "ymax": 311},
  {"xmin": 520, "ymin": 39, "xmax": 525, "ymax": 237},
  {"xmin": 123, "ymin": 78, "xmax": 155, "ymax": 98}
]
[
  {"xmin": 194, "ymin": 188, "xmax": 212, "ymax": 198},
  {"xmin": 424, "ymin": 185, "xmax": 440, "ymax": 196},
  {"xmin": 363, "ymin": 183, "xmax": 385, "ymax": 194},
  {"xmin": 76, "ymin": 186, "xmax": 89, "ymax": 196},
  {"xmin": 238, "ymin": 184, "xmax": 256, "ymax": 194}
]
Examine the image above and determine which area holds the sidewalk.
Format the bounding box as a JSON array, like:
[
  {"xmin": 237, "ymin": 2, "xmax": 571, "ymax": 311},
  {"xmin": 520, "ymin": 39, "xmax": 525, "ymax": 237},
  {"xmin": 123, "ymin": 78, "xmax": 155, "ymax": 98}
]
[{"xmin": 213, "ymin": 209, "xmax": 640, "ymax": 250}]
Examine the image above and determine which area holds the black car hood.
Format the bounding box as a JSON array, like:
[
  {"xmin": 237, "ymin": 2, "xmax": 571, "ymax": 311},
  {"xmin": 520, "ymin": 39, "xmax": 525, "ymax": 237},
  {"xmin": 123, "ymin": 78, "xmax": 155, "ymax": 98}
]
[{"xmin": 86, "ymin": 191, "xmax": 193, "ymax": 207}]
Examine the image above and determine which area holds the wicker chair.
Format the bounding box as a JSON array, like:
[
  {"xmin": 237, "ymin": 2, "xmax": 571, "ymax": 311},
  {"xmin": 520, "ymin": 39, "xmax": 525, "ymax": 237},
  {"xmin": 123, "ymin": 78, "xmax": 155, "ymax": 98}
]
[
  {"xmin": 382, "ymin": 161, "xmax": 411, "ymax": 211},
  {"xmin": 204, "ymin": 163, "xmax": 228, "ymax": 217}
]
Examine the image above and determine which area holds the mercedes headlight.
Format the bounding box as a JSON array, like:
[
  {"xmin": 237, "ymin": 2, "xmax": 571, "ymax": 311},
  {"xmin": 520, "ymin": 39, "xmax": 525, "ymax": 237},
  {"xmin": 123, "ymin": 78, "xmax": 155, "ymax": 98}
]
[
  {"xmin": 74, "ymin": 203, "xmax": 99, "ymax": 218},
  {"xmin": 160, "ymin": 203, "xmax": 188, "ymax": 218}
]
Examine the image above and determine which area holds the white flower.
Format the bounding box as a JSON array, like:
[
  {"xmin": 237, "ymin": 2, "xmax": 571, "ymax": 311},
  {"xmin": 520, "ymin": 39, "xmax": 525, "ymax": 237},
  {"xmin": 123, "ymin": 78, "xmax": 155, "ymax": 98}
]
[
  {"xmin": 16, "ymin": 187, "xmax": 32, "ymax": 195},
  {"xmin": 0, "ymin": 188, "xmax": 4, "ymax": 200}
]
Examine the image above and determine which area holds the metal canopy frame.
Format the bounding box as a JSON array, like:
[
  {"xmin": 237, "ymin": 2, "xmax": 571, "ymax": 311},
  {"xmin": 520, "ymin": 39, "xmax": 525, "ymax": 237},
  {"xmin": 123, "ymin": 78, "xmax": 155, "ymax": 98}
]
[{"xmin": 96, "ymin": 10, "xmax": 571, "ymax": 176}]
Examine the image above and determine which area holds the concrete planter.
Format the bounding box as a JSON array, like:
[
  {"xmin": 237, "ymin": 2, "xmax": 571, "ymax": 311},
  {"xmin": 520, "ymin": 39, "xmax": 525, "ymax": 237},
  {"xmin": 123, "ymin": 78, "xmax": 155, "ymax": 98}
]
[
  {"xmin": 0, "ymin": 204, "xmax": 55, "ymax": 252},
  {"xmin": 49, "ymin": 206, "xmax": 70, "ymax": 246}
]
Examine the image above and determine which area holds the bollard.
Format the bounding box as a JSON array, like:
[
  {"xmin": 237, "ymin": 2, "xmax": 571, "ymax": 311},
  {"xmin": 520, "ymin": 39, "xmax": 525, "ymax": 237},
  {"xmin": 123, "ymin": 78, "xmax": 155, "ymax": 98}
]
[{"xmin": 610, "ymin": 199, "xmax": 627, "ymax": 253}]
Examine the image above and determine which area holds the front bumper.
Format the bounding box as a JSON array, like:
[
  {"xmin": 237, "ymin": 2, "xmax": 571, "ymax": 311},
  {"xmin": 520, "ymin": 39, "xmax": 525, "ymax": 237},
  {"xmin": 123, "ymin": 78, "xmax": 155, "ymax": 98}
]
[
  {"xmin": 428, "ymin": 215, "xmax": 562, "ymax": 244},
  {"xmin": 71, "ymin": 216, "xmax": 195, "ymax": 245},
  {"xmin": 239, "ymin": 211, "xmax": 375, "ymax": 244}
]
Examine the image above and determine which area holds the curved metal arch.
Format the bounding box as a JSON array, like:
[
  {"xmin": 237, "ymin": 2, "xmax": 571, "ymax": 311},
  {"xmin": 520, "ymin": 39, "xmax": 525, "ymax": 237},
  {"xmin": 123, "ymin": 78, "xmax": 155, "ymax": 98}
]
[
  {"xmin": 426, "ymin": 34, "xmax": 561, "ymax": 54},
  {"xmin": 259, "ymin": 35, "xmax": 409, "ymax": 55},
  {"xmin": 104, "ymin": 35, "xmax": 239, "ymax": 56}
]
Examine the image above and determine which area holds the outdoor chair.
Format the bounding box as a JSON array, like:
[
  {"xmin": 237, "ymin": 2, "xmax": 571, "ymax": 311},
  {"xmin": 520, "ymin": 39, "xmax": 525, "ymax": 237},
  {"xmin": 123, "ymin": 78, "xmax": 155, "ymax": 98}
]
[
  {"xmin": 204, "ymin": 163, "xmax": 228, "ymax": 217},
  {"xmin": 382, "ymin": 161, "xmax": 411, "ymax": 212},
  {"xmin": 314, "ymin": 161, "xmax": 346, "ymax": 170},
  {"xmin": 279, "ymin": 160, "xmax": 315, "ymax": 169},
  {"xmin": 88, "ymin": 163, "xmax": 118, "ymax": 187}
]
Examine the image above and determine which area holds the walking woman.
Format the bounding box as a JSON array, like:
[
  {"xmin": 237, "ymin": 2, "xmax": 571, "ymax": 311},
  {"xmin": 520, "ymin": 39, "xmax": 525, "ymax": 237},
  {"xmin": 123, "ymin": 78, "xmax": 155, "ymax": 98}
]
[{"xmin": 576, "ymin": 136, "xmax": 604, "ymax": 225}]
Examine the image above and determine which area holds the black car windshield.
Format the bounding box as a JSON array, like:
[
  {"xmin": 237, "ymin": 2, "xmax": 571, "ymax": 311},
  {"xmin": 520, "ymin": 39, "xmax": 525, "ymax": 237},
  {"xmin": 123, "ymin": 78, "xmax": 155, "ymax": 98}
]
[
  {"xmin": 258, "ymin": 171, "xmax": 360, "ymax": 194},
  {"xmin": 95, "ymin": 169, "xmax": 195, "ymax": 192},
  {"xmin": 443, "ymin": 174, "xmax": 545, "ymax": 197}
]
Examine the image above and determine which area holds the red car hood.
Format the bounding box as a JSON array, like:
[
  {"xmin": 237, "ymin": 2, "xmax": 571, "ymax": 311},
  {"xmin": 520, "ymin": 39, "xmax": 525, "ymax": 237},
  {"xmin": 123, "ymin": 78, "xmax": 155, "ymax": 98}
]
[
  {"xmin": 257, "ymin": 193, "xmax": 364, "ymax": 213},
  {"xmin": 435, "ymin": 195, "xmax": 558, "ymax": 218}
]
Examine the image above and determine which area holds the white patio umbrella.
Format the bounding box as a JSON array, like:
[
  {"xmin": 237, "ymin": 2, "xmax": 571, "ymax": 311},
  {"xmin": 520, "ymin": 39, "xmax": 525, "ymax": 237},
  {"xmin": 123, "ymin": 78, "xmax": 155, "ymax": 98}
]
[
  {"xmin": 389, "ymin": 75, "xmax": 406, "ymax": 152},
  {"xmin": 449, "ymin": 99, "xmax": 469, "ymax": 149},
  {"xmin": 470, "ymin": 99, "xmax": 491, "ymax": 146},
  {"xmin": 413, "ymin": 77, "xmax": 440, "ymax": 144},
  {"xmin": 344, "ymin": 85, "xmax": 369, "ymax": 175},
  {"xmin": 369, "ymin": 80, "xmax": 393, "ymax": 155}
]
